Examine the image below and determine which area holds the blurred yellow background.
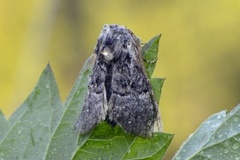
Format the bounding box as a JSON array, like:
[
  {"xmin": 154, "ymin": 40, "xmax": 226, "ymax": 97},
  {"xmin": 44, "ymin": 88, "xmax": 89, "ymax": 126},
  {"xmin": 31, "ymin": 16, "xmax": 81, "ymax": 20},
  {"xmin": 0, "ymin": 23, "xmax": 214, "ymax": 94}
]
[{"xmin": 1, "ymin": 1, "xmax": 240, "ymax": 159}]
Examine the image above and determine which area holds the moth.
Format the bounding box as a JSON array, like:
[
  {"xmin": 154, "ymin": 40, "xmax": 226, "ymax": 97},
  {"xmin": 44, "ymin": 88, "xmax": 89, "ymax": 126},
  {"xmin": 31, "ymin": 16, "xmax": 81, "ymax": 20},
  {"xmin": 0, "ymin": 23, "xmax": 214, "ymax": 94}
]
[{"xmin": 75, "ymin": 24, "xmax": 162, "ymax": 137}]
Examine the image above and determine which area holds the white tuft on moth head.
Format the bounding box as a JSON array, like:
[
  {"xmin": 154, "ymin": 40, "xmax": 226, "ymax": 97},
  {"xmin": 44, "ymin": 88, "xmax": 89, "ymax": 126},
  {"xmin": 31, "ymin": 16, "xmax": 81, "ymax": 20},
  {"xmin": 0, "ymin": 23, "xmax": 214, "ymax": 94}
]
[{"xmin": 101, "ymin": 48, "xmax": 114, "ymax": 61}]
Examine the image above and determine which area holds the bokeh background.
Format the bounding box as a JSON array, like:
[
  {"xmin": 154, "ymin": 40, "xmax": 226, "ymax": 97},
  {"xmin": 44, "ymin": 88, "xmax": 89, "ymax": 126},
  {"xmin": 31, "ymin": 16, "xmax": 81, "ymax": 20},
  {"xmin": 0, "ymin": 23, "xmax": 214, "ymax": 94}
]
[{"xmin": 1, "ymin": 1, "xmax": 240, "ymax": 159}]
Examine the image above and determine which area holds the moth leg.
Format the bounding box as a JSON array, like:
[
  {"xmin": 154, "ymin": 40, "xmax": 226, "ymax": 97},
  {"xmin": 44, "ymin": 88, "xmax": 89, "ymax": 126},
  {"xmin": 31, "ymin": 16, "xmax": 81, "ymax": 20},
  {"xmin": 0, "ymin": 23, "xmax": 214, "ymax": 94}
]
[{"xmin": 154, "ymin": 111, "xmax": 163, "ymax": 132}]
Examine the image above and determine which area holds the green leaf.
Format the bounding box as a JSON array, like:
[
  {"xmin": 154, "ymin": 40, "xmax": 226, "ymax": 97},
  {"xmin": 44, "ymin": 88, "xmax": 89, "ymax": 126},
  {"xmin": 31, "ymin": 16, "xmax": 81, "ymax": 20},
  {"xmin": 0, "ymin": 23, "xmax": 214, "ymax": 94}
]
[
  {"xmin": 0, "ymin": 64, "xmax": 64, "ymax": 160},
  {"xmin": 72, "ymin": 122, "xmax": 174, "ymax": 160},
  {"xmin": 45, "ymin": 55, "xmax": 94, "ymax": 160},
  {"xmin": 142, "ymin": 34, "xmax": 161, "ymax": 78},
  {"xmin": 0, "ymin": 110, "xmax": 10, "ymax": 142},
  {"xmin": 150, "ymin": 78, "xmax": 165, "ymax": 105},
  {"xmin": 173, "ymin": 104, "xmax": 240, "ymax": 160},
  {"xmin": 123, "ymin": 132, "xmax": 173, "ymax": 160}
]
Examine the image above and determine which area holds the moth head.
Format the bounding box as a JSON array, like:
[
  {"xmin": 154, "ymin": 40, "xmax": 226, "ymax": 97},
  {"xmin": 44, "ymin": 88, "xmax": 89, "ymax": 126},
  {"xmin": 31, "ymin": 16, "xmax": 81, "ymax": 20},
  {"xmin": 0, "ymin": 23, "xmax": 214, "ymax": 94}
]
[{"xmin": 95, "ymin": 24, "xmax": 141, "ymax": 62}]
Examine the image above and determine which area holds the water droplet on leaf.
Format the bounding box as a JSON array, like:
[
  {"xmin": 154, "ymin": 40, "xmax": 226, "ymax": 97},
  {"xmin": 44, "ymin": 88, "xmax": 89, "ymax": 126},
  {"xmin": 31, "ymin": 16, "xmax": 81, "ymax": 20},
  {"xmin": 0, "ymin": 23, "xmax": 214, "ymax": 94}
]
[
  {"xmin": 232, "ymin": 143, "xmax": 239, "ymax": 150},
  {"xmin": 223, "ymin": 148, "xmax": 229, "ymax": 153}
]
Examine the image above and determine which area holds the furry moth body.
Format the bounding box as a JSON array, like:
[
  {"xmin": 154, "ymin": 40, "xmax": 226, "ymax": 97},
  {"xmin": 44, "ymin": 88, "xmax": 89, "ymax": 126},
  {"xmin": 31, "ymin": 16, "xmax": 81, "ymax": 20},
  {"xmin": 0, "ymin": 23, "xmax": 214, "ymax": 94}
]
[{"xmin": 75, "ymin": 24, "xmax": 162, "ymax": 137}]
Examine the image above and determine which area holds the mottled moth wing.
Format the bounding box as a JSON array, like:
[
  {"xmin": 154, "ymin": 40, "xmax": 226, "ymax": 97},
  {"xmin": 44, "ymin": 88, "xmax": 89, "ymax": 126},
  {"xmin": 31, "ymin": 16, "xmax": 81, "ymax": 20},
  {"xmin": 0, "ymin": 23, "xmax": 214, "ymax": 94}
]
[
  {"xmin": 74, "ymin": 57, "xmax": 108, "ymax": 133},
  {"xmin": 75, "ymin": 24, "xmax": 162, "ymax": 137}
]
